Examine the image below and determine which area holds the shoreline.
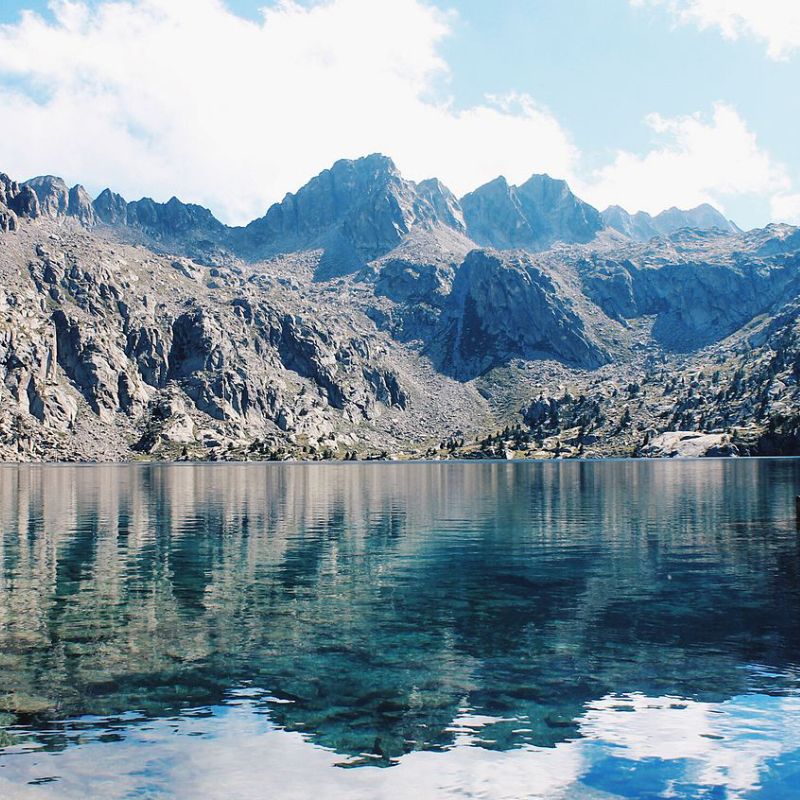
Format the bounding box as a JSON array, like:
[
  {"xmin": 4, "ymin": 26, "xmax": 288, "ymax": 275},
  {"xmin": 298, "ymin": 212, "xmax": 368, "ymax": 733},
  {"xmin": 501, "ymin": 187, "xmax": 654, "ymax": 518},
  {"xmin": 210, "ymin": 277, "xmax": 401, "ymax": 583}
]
[{"xmin": 3, "ymin": 453, "xmax": 800, "ymax": 468}]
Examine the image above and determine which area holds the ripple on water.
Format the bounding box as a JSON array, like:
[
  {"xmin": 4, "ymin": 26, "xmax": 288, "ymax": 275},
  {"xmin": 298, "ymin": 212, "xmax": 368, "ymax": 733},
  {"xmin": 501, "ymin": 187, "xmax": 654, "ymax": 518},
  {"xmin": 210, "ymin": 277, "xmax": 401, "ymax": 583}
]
[{"xmin": 0, "ymin": 459, "xmax": 799, "ymax": 798}]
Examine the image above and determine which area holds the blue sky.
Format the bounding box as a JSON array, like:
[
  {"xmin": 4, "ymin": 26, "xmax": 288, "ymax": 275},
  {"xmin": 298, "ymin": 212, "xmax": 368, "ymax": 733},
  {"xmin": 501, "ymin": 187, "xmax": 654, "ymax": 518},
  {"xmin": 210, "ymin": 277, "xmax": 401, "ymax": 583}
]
[{"xmin": 0, "ymin": 0, "xmax": 798, "ymax": 228}]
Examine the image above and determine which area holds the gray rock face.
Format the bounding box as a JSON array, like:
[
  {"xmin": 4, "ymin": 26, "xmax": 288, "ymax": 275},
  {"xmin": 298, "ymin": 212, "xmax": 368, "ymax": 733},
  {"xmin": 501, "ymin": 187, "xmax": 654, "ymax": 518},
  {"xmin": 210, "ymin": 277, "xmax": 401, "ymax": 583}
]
[
  {"xmin": 461, "ymin": 174, "xmax": 604, "ymax": 251},
  {"xmin": 601, "ymin": 205, "xmax": 660, "ymax": 241},
  {"xmin": 11, "ymin": 186, "xmax": 41, "ymax": 219},
  {"xmin": 20, "ymin": 176, "xmax": 96, "ymax": 226},
  {"xmin": 639, "ymin": 431, "xmax": 739, "ymax": 458},
  {"xmin": 126, "ymin": 196, "xmax": 225, "ymax": 238},
  {"xmin": 0, "ymin": 174, "xmax": 20, "ymax": 231},
  {"xmin": 68, "ymin": 185, "xmax": 95, "ymax": 226},
  {"xmin": 751, "ymin": 224, "xmax": 800, "ymax": 257},
  {"xmin": 11, "ymin": 179, "xmax": 228, "ymax": 255},
  {"xmin": 578, "ymin": 244, "xmax": 800, "ymax": 350},
  {"xmin": 374, "ymin": 259, "xmax": 453, "ymax": 306},
  {"xmin": 655, "ymin": 204, "xmax": 740, "ymax": 235},
  {"xmin": 93, "ymin": 188, "xmax": 129, "ymax": 225},
  {"xmin": 5, "ymin": 159, "xmax": 800, "ymax": 463},
  {"xmin": 2, "ymin": 223, "xmax": 436, "ymax": 462},
  {"xmin": 602, "ymin": 203, "xmax": 739, "ymax": 241},
  {"xmin": 441, "ymin": 249, "xmax": 610, "ymax": 378},
  {"xmin": 25, "ymin": 176, "xmax": 70, "ymax": 218},
  {"xmin": 242, "ymin": 154, "xmax": 466, "ymax": 277},
  {"xmin": 1, "ymin": 173, "xmax": 40, "ymax": 228}
]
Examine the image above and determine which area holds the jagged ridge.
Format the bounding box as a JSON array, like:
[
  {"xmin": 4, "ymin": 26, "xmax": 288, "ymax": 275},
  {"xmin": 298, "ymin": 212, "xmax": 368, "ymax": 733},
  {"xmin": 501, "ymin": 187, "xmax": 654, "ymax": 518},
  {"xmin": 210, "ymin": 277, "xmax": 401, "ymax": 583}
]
[{"xmin": 1, "ymin": 157, "xmax": 799, "ymax": 463}]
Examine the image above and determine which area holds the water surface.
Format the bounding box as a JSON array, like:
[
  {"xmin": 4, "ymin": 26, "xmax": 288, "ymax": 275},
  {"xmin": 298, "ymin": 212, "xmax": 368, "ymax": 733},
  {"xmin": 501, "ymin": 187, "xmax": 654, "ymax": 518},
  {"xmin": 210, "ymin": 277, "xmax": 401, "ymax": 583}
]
[{"xmin": 0, "ymin": 459, "xmax": 799, "ymax": 798}]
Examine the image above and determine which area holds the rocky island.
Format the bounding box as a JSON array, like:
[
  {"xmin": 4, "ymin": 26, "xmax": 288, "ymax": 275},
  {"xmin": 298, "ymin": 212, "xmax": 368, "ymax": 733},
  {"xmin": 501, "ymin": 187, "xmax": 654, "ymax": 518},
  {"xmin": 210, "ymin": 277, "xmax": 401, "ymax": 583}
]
[{"xmin": 1, "ymin": 154, "xmax": 799, "ymax": 463}]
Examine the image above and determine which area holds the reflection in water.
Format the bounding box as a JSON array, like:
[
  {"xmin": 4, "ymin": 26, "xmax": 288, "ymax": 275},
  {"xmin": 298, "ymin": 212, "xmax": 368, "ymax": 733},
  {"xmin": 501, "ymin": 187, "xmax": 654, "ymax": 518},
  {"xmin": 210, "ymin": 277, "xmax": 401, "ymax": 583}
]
[
  {"xmin": 1, "ymin": 460, "xmax": 799, "ymax": 798},
  {"xmin": 2, "ymin": 691, "xmax": 800, "ymax": 799}
]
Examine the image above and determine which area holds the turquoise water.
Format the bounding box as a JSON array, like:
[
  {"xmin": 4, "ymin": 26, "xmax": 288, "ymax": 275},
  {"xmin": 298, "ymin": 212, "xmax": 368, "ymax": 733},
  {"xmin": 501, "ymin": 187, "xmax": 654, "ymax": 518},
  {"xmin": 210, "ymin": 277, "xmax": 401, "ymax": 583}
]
[{"xmin": 0, "ymin": 459, "xmax": 799, "ymax": 799}]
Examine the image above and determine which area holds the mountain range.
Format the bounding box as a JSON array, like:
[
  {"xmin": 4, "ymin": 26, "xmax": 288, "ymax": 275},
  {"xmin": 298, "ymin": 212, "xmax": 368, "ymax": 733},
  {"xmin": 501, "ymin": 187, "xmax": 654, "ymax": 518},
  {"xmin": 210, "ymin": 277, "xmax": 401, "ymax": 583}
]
[
  {"xmin": 3, "ymin": 154, "xmax": 740, "ymax": 262},
  {"xmin": 1, "ymin": 155, "xmax": 798, "ymax": 462}
]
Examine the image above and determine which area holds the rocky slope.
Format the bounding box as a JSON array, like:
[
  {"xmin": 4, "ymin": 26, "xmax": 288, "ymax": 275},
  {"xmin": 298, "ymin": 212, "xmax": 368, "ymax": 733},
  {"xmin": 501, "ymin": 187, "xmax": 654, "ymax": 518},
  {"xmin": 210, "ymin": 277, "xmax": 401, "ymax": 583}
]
[{"xmin": 1, "ymin": 157, "xmax": 799, "ymax": 462}]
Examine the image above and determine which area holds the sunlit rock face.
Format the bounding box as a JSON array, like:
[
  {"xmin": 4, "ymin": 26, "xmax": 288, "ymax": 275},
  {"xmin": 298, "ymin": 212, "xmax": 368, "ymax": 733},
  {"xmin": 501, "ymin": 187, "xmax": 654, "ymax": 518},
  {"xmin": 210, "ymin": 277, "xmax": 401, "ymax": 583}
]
[
  {"xmin": 602, "ymin": 202, "xmax": 739, "ymax": 241},
  {"xmin": 461, "ymin": 174, "xmax": 604, "ymax": 251},
  {"xmin": 241, "ymin": 154, "xmax": 467, "ymax": 278},
  {"xmin": 2, "ymin": 157, "xmax": 800, "ymax": 462}
]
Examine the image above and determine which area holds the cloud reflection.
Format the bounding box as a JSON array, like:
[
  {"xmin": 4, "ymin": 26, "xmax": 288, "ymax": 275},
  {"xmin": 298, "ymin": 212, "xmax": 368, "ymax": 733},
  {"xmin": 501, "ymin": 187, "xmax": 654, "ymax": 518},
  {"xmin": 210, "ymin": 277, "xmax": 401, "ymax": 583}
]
[{"xmin": 1, "ymin": 690, "xmax": 799, "ymax": 799}]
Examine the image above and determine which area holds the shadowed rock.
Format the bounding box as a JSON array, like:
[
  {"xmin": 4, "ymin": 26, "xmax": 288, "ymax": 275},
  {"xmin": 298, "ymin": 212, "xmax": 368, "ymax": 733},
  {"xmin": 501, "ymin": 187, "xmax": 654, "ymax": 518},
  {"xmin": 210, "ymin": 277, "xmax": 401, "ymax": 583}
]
[{"xmin": 440, "ymin": 249, "xmax": 610, "ymax": 378}]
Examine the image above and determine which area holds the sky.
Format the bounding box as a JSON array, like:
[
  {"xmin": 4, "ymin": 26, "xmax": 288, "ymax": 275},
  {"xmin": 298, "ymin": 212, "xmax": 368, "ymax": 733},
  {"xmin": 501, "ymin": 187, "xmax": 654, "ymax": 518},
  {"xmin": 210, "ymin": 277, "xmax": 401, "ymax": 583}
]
[{"xmin": 0, "ymin": 0, "xmax": 798, "ymax": 229}]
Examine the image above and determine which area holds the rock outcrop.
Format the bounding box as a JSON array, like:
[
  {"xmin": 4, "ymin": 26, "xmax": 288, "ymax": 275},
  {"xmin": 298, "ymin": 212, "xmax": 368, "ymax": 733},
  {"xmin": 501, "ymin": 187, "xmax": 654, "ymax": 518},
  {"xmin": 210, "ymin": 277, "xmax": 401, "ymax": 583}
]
[
  {"xmin": 1, "ymin": 222, "xmax": 453, "ymax": 462},
  {"xmin": 639, "ymin": 431, "xmax": 739, "ymax": 458},
  {"xmin": 24, "ymin": 175, "xmax": 96, "ymax": 226},
  {"xmin": 578, "ymin": 239, "xmax": 800, "ymax": 350},
  {"xmin": 0, "ymin": 173, "xmax": 39, "ymax": 230},
  {"xmin": 93, "ymin": 188, "xmax": 130, "ymax": 225}
]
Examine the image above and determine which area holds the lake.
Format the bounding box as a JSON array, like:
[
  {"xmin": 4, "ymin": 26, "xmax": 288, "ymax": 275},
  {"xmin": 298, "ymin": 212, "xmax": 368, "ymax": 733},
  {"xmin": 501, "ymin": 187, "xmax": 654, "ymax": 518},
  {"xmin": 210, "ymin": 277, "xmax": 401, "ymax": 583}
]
[{"xmin": 0, "ymin": 459, "xmax": 799, "ymax": 799}]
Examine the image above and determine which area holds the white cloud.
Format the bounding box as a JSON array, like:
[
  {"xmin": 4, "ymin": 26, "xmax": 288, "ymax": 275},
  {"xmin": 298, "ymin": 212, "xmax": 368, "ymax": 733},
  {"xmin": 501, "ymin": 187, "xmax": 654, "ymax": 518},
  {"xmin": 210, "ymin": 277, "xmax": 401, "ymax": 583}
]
[
  {"xmin": 771, "ymin": 192, "xmax": 800, "ymax": 224},
  {"xmin": 0, "ymin": 0, "xmax": 577, "ymax": 224},
  {"xmin": 578, "ymin": 102, "xmax": 790, "ymax": 216},
  {"xmin": 633, "ymin": 0, "xmax": 800, "ymax": 60},
  {"xmin": 0, "ymin": 1, "xmax": 795, "ymax": 228},
  {"xmin": 581, "ymin": 693, "xmax": 800, "ymax": 800}
]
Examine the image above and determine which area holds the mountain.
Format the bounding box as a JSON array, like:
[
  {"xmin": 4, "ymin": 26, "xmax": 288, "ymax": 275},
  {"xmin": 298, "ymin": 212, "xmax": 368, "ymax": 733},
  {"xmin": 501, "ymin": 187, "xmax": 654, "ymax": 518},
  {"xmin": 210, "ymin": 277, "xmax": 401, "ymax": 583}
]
[
  {"xmin": 0, "ymin": 174, "xmax": 96, "ymax": 228},
  {"xmin": 241, "ymin": 154, "xmax": 466, "ymax": 278},
  {"xmin": 600, "ymin": 205, "xmax": 659, "ymax": 240},
  {"xmin": 602, "ymin": 203, "xmax": 740, "ymax": 241},
  {"xmin": 0, "ymin": 173, "xmax": 230, "ymax": 258},
  {"xmin": 10, "ymin": 157, "xmax": 740, "ymax": 258},
  {"xmin": 461, "ymin": 174, "xmax": 604, "ymax": 250},
  {"xmin": 25, "ymin": 175, "xmax": 95, "ymax": 225},
  {"xmin": 3, "ymin": 157, "xmax": 799, "ymax": 463}
]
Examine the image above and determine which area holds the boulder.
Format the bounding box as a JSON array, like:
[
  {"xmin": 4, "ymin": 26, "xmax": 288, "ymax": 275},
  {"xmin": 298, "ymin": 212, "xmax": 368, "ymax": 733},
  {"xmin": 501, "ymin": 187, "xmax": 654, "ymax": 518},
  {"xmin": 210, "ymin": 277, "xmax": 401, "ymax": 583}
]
[{"xmin": 640, "ymin": 431, "xmax": 739, "ymax": 458}]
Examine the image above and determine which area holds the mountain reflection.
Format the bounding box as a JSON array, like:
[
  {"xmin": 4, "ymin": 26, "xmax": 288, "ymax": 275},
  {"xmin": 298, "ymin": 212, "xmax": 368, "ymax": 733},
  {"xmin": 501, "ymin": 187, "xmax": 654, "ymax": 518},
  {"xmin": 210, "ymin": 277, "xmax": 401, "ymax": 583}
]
[{"xmin": 1, "ymin": 460, "xmax": 800, "ymax": 761}]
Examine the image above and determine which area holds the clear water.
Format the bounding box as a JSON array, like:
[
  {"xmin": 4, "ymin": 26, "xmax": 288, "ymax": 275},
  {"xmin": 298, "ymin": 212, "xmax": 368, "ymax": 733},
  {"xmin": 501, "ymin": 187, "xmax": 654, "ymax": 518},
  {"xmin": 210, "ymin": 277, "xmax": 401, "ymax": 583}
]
[{"xmin": 0, "ymin": 459, "xmax": 799, "ymax": 799}]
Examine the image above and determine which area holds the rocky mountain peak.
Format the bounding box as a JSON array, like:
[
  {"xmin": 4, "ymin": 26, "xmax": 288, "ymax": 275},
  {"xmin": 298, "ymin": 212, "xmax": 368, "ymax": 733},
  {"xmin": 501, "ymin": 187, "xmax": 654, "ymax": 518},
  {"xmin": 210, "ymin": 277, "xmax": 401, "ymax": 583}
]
[
  {"xmin": 460, "ymin": 173, "xmax": 604, "ymax": 251},
  {"xmin": 242, "ymin": 153, "xmax": 466, "ymax": 277},
  {"xmin": 4, "ymin": 158, "xmax": 747, "ymax": 271},
  {"xmin": 126, "ymin": 195, "xmax": 224, "ymax": 236},
  {"xmin": 68, "ymin": 184, "xmax": 95, "ymax": 226},
  {"xmin": 655, "ymin": 203, "xmax": 739, "ymax": 235},
  {"xmin": 602, "ymin": 202, "xmax": 739, "ymax": 241},
  {"xmin": 25, "ymin": 175, "xmax": 70, "ymax": 219},
  {"xmin": 93, "ymin": 188, "xmax": 128, "ymax": 225},
  {"xmin": 415, "ymin": 177, "xmax": 466, "ymax": 232},
  {"xmin": 517, "ymin": 173, "xmax": 572, "ymax": 199},
  {"xmin": 22, "ymin": 175, "xmax": 95, "ymax": 226}
]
